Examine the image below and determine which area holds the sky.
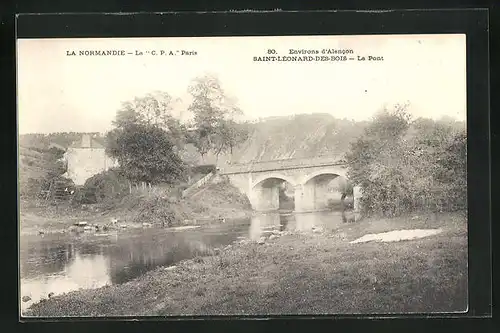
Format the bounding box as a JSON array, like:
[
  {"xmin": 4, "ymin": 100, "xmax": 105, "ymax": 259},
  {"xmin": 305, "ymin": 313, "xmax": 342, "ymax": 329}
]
[{"xmin": 17, "ymin": 34, "xmax": 466, "ymax": 134}]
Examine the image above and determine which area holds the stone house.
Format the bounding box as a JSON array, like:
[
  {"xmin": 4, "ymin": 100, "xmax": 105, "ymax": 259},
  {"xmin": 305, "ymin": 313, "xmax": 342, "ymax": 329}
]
[{"xmin": 62, "ymin": 134, "xmax": 118, "ymax": 186}]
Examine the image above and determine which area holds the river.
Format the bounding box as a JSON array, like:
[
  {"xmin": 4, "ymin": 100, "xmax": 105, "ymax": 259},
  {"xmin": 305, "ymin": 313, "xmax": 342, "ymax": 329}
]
[{"xmin": 20, "ymin": 211, "xmax": 350, "ymax": 312}]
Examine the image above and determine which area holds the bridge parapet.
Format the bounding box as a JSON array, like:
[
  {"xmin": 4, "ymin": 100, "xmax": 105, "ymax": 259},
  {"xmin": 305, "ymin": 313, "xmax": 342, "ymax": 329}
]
[{"xmin": 220, "ymin": 156, "xmax": 347, "ymax": 175}]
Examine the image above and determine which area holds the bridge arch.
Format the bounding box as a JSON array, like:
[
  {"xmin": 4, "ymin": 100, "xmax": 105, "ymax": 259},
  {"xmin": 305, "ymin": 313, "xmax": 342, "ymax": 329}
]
[
  {"xmin": 294, "ymin": 169, "xmax": 350, "ymax": 212},
  {"xmin": 300, "ymin": 168, "xmax": 348, "ymax": 186},
  {"xmin": 251, "ymin": 173, "xmax": 297, "ymax": 190},
  {"xmin": 249, "ymin": 173, "xmax": 297, "ymax": 212}
]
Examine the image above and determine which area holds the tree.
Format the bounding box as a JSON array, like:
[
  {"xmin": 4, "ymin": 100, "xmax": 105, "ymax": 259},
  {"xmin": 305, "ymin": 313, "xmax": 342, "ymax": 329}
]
[
  {"xmin": 210, "ymin": 119, "xmax": 251, "ymax": 162},
  {"xmin": 345, "ymin": 102, "xmax": 467, "ymax": 217},
  {"xmin": 433, "ymin": 129, "xmax": 467, "ymax": 211},
  {"xmin": 339, "ymin": 179, "xmax": 354, "ymax": 201},
  {"xmin": 187, "ymin": 74, "xmax": 246, "ymax": 161},
  {"xmin": 345, "ymin": 104, "xmax": 414, "ymax": 216},
  {"xmin": 106, "ymin": 123, "xmax": 185, "ymax": 185},
  {"xmin": 113, "ymin": 92, "xmax": 187, "ymax": 148},
  {"xmin": 225, "ymin": 120, "xmax": 251, "ymax": 155},
  {"xmin": 188, "ymin": 128, "xmax": 212, "ymax": 161}
]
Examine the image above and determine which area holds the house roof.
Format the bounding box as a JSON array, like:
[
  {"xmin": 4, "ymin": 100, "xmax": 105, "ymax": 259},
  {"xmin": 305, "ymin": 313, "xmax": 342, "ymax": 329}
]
[{"xmin": 69, "ymin": 135, "xmax": 106, "ymax": 149}]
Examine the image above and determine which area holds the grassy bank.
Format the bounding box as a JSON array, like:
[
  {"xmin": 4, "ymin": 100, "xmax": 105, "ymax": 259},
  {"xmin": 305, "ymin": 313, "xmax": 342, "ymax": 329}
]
[
  {"xmin": 24, "ymin": 212, "xmax": 467, "ymax": 316},
  {"xmin": 20, "ymin": 179, "xmax": 253, "ymax": 235}
]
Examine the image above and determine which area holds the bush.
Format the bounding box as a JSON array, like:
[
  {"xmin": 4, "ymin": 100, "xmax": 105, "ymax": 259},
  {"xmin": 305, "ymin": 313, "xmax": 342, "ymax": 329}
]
[
  {"xmin": 72, "ymin": 169, "xmax": 130, "ymax": 205},
  {"xmin": 20, "ymin": 178, "xmax": 45, "ymax": 198},
  {"xmin": 20, "ymin": 175, "xmax": 75, "ymax": 200},
  {"xmin": 190, "ymin": 164, "xmax": 217, "ymax": 175},
  {"xmin": 346, "ymin": 106, "xmax": 466, "ymax": 217},
  {"xmin": 132, "ymin": 194, "xmax": 184, "ymax": 226},
  {"xmin": 106, "ymin": 123, "xmax": 186, "ymax": 184},
  {"xmin": 71, "ymin": 186, "xmax": 96, "ymax": 205}
]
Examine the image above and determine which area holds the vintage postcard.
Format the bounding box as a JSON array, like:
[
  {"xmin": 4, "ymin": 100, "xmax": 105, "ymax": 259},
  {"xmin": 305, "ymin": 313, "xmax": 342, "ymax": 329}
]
[{"xmin": 17, "ymin": 34, "xmax": 467, "ymax": 317}]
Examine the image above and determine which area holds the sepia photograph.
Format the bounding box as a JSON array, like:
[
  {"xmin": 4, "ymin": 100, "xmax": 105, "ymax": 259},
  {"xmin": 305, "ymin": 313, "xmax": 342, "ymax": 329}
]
[{"xmin": 17, "ymin": 34, "xmax": 468, "ymax": 317}]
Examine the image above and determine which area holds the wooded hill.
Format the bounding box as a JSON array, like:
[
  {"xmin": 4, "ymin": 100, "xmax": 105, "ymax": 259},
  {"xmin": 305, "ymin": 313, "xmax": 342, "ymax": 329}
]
[
  {"xmin": 183, "ymin": 113, "xmax": 464, "ymax": 166},
  {"xmin": 181, "ymin": 114, "xmax": 369, "ymax": 165},
  {"xmin": 18, "ymin": 113, "xmax": 465, "ymax": 178}
]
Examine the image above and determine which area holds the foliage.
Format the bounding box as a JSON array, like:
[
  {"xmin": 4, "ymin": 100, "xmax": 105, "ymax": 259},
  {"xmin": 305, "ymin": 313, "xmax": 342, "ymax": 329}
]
[
  {"xmin": 19, "ymin": 145, "xmax": 71, "ymax": 199},
  {"xmin": 190, "ymin": 164, "xmax": 217, "ymax": 175},
  {"xmin": 433, "ymin": 130, "xmax": 467, "ymax": 210},
  {"xmin": 113, "ymin": 92, "xmax": 187, "ymax": 148},
  {"xmin": 72, "ymin": 169, "xmax": 130, "ymax": 205},
  {"xmin": 20, "ymin": 175, "xmax": 75, "ymax": 200},
  {"xmin": 187, "ymin": 74, "xmax": 248, "ymax": 160},
  {"xmin": 132, "ymin": 194, "xmax": 181, "ymax": 227},
  {"xmin": 209, "ymin": 119, "xmax": 250, "ymax": 160},
  {"xmin": 345, "ymin": 103, "xmax": 466, "ymax": 217},
  {"xmin": 106, "ymin": 122, "xmax": 186, "ymax": 185}
]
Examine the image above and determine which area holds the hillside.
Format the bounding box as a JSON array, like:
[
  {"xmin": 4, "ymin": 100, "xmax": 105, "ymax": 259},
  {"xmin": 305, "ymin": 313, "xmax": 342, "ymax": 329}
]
[
  {"xmin": 18, "ymin": 146, "xmax": 67, "ymax": 197},
  {"xmin": 182, "ymin": 114, "xmax": 368, "ymax": 166},
  {"xmin": 19, "ymin": 147, "xmax": 54, "ymax": 180},
  {"xmin": 18, "ymin": 133, "xmax": 108, "ymax": 195},
  {"xmin": 237, "ymin": 114, "xmax": 368, "ymax": 162},
  {"xmin": 182, "ymin": 114, "xmax": 466, "ymax": 167},
  {"xmin": 19, "ymin": 132, "xmax": 102, "ymax": 151},
  {"xmin": 19, "ymin": 114, "xmax": 465, "ymax": 172}
]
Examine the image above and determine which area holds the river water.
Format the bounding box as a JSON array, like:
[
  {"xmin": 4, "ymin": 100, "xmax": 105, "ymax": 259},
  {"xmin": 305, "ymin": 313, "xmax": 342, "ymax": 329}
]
[{"xmin": 20, "ymin": 211, "xmax": 349, "ymax": 312}]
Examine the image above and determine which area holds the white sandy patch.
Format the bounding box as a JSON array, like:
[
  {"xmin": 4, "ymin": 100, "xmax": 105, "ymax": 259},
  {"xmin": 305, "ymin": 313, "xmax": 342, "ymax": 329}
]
[
  {"xmin": 171, "ymin": 225, "xmax": 201, "ymax": 231},
  {"xmin": 349, "ymin": 228, "xmax": 443, "ymax": 244}
]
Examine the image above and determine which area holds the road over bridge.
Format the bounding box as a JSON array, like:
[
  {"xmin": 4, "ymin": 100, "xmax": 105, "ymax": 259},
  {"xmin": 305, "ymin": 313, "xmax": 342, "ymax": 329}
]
[{"xmin": 219, "ymin": 156, "xmax": 361, "ymax": 212}]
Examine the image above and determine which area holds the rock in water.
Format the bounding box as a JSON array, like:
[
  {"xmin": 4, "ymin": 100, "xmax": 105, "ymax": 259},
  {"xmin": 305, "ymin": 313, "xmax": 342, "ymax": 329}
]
[
  {"xmin": 48, "ymin": 292, "xmax": 55, "ymax": 298},
  {"xmin": 22, "ymin": 296, "xmax": 31, "ymax": 303},
  {"xmin": 269, "ymin": 234, "xmax": 278, "ymax": 240},
  {"xmin": 257, "ymin": 237, "xmax": 266, "ymax": 245}
]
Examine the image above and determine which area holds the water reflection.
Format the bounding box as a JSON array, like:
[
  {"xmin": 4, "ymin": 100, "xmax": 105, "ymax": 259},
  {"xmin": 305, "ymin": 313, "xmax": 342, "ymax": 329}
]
[
  {"xmin": 248, "ymin": 211, "xmax": 345, "ymax": 239},
  {"xmin": 20, "ymin": 224, "xmax": 249, "ymax": 312},
  {"xmin": 20, "ymin": 211, "xmax": 349, "ymax": 313},
  {"xmin": 21, "ymin": 252, "xmax": 111, "ymax": 311},
  {"xmin": 249, "ymin": 213, "xmax": 281, "ymax": 240}
]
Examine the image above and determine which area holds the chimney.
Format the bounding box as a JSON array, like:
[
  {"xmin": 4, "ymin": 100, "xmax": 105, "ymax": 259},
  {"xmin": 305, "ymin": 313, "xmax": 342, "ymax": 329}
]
[{"xmin": 81, "ymin": 134, "xmax": 91, "ymax": 147}]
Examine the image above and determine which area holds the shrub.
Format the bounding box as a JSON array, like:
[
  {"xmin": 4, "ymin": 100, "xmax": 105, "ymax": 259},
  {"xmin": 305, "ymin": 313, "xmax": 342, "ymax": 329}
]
[
  {"xmin": 20, "ymin": 175, "xmax": 75, "ymax": 200},
  {"xmin": 190, "ymin": 164, "xmax": 217, "ymax": 175},
  {"xmin": 346, "ymin": 105, "xmax": 466, "ymax": 217},
  {"xmin": 106, "ymin": 123, "xmax": 186, "ymax": 185},
  {"xmin": 132, "ymin": 194, "xmax": 184, "ymax": 226},
  {"xmin": 72, "ymin": 169, "xmax": 130, "ymax": 205}
]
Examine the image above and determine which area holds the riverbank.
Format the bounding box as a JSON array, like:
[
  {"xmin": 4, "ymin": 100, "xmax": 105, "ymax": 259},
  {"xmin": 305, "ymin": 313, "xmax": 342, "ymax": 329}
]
[
  {"xmin": 24, "ymin": 212, "xmax": 467, "ymax": 316},
  {"xmin": 20, "ymin": 208, "xmax": 253, "ymax": 236},
  {"xmin": 20, "ymin": 180, "xmax": 253, "ymax": 236}
]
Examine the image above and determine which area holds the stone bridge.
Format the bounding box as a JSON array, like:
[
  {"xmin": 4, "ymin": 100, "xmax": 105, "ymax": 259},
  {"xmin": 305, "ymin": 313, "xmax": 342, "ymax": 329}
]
[{"xmin": 219, "ymin": 156, "xmax": 360, "ymax": 212}]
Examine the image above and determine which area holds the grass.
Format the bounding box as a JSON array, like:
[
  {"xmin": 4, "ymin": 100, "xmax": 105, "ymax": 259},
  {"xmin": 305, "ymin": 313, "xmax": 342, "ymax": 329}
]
[
  {"xmin": 19, "ymin": 179, "xmax": 253, "ymax": 235},
  {"xmin": 23, "ymin": 212, "xmax": 467, "ymax": 317}
]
